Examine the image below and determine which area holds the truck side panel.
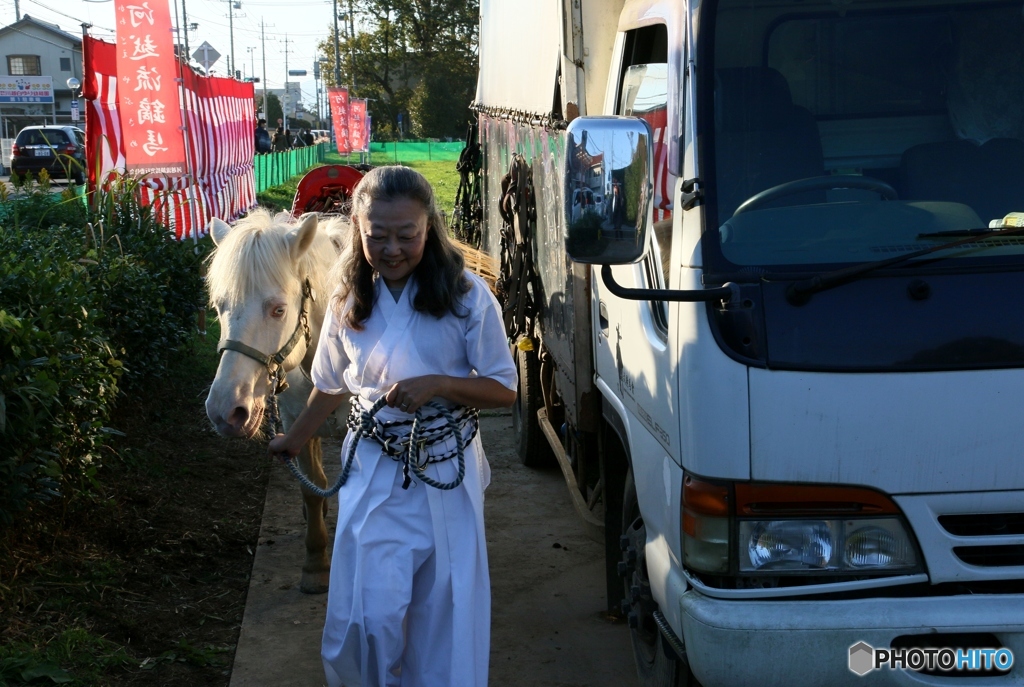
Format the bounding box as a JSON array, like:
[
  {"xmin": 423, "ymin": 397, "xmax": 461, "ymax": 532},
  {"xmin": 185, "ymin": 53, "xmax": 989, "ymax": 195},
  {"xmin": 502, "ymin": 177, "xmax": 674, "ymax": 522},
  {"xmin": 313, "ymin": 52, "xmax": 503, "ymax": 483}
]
[{"xmin": 480, "ymin": 114, "xmax": 595, "ymax": 427}]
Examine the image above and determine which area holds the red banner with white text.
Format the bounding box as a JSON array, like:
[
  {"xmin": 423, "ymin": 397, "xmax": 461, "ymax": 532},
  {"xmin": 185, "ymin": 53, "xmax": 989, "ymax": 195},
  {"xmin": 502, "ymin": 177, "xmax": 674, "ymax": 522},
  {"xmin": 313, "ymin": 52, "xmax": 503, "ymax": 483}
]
[
  {"xmin": 114, "ymin": 0, "xmax": 187, "ymax": 174},
  {"xmin": 328, "ymin": 87, "xmax": 350, "ymax": 155},
  {"xmin": 349, "ymin": 98, "xmax": 367, "ymax": 152},
  {"xmin": 84, "ymin": 36, "xmax": 256, "ymax": 240}
]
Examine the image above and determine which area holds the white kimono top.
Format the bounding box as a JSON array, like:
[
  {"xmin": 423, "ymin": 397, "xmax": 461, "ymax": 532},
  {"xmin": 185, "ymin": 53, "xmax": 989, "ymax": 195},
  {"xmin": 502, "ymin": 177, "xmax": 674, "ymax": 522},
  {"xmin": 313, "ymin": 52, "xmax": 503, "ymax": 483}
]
[{"xmin": 312, "ymin": 270, "xmax": 515, "ymax": 408}]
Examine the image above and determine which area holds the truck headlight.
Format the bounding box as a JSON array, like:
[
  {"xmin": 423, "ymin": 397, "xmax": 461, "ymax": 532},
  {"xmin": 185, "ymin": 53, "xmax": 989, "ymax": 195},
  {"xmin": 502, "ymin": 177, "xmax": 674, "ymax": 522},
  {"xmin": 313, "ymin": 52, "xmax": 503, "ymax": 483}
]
[
  {"xmin": 739, "ymin": 518, "xmax": 917, "ymax": 572},
  {"xmin": 681, "ymin": 476, "xmax": 923, "ymax": 581}
]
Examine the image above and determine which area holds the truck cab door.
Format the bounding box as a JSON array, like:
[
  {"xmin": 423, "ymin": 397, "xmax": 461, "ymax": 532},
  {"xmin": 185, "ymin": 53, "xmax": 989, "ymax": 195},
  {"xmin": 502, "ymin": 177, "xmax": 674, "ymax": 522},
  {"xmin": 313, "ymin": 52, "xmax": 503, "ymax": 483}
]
[{"xmin": 594, "ymin": 23, "xmax": 681, "ymax": 466}]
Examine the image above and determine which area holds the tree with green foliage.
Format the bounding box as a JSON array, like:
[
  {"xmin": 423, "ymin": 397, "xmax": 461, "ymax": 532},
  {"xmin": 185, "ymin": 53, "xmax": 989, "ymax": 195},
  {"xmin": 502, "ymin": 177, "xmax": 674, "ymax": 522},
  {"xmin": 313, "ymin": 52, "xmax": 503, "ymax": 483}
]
[
  {"xmin": 263, "ymin": 93, "xmax": 283, "ymax": 128},
  {"xmin": 319, "ymin": 0, "xmax": 478, "ymax": 140}
]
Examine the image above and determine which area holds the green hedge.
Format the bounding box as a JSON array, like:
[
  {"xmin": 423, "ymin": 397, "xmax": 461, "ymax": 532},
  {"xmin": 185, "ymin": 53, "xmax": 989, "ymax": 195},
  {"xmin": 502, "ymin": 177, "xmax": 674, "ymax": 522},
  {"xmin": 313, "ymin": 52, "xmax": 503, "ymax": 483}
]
[{"xmin": 0, "ymin": 180, "xmax": 204, "ymax": 524}]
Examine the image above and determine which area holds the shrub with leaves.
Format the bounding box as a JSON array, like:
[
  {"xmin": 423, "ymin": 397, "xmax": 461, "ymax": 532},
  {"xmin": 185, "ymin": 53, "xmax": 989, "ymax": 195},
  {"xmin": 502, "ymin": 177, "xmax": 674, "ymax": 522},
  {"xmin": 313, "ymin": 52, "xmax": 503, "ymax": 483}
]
[
  {"xmin": 0, "ymin": 173, "xmax": 87, "ymax": 229},
  {"xmin": 85, "ymin": 184, "xmax": 205, "ymax": 386},
  {"xmin": 0, "ymin": 225, "xmax": 123, "ymax": 524},
  {"xmin": 0, "ymin": 177, "xmax": 206, "ymax": 522}
]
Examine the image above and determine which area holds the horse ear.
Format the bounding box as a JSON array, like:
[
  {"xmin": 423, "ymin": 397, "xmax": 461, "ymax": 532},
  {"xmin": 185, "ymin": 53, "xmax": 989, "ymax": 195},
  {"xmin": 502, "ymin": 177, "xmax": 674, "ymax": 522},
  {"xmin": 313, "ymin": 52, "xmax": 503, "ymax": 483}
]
[
  {"xmin": 323, "ymin": 216, "xmax": 351, "ymax": 255},
  {"xmin": 289, "ymin": 213, "xmax": 319, "ymax": 261},
  {"xmin": 208, "ymin": 217, "xmax": 232, "ymax": 245}
]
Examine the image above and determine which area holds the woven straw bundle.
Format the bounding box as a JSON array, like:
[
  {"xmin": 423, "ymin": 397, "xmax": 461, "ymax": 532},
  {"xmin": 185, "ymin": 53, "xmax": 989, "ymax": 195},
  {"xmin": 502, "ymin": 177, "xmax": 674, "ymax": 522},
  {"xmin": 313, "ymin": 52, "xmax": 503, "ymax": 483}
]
[{"xmin": 453, "ymin": 240, "xmax": 499, "ymax": 294}]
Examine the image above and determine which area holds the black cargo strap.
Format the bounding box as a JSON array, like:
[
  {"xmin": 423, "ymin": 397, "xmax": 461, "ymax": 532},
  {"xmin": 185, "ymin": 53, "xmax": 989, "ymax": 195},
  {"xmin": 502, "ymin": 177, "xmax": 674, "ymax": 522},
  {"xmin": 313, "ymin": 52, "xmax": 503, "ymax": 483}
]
[
  {"xmin": 453, "ymin": 119, "xmax": 483, "ymax": 248},
  {"xmin": 496, "ymin": 153, "xmax": 540, "ymax": 341}
]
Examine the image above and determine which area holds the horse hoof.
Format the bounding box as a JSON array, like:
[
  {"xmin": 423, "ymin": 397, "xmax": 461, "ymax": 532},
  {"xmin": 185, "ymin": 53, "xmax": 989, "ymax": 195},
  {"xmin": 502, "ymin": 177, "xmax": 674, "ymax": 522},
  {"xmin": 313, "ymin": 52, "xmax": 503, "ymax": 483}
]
[{"xmin": 300, "ymin": 571, "xmax": 330, "ymax": 594}]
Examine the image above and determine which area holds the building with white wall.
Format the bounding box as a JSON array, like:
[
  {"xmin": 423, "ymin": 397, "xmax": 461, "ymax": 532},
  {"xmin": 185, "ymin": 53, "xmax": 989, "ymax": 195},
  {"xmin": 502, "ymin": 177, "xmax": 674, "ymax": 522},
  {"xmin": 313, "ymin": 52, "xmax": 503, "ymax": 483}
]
[{"xmin": 0, "ymin": 15, "xmax": 83, "ymax": 138}]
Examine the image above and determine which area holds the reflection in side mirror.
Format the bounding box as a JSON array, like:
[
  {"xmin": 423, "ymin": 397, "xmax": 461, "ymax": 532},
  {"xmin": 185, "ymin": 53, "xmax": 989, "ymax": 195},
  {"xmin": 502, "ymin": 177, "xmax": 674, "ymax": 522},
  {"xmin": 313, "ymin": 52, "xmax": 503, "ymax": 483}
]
[{"xmin": 563, "ymin": 116, "xmax": 653, "ymax": 265}]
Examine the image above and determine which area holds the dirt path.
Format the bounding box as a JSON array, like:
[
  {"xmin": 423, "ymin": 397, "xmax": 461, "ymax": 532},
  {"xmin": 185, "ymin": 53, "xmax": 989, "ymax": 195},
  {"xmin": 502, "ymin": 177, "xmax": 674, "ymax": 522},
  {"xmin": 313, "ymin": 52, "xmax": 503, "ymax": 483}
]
[{"xmin": 229, "ymin": 410, "xmax": 635, "ymax": 686}]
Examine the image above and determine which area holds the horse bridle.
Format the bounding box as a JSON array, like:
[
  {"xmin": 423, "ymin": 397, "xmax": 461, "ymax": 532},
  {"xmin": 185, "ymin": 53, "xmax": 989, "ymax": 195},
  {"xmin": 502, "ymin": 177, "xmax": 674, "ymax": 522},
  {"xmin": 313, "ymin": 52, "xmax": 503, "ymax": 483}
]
[{"xmin": 217, "ymin": 278, "xmax": 316, "ymax": 396}]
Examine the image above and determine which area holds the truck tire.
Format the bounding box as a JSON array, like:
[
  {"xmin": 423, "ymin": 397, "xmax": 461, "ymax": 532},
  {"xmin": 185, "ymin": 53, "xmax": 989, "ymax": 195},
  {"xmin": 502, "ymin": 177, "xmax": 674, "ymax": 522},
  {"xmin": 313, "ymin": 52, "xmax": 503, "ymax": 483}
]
[
  {"xmin": 621, "ymin": 470, "xmax": 700, "ymax": 687},
  {"xmin": 512, "ymin": 346, "xmax": 554, "ymax": 468}
]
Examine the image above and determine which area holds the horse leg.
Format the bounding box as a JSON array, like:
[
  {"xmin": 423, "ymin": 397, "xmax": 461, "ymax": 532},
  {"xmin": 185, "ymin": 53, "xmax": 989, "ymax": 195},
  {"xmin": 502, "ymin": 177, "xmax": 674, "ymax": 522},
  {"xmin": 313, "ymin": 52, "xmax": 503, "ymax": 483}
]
[{"xmin": 297, "ymin": 436, "xmax": 331, "ymax": 594}]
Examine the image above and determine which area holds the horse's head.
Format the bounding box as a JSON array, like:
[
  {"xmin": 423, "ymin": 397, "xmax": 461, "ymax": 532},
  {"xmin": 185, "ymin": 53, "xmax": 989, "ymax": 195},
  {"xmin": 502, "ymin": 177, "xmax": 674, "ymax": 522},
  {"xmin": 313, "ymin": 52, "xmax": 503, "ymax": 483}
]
[{"xmin": 204, "ymin": 210, "xmax": 348, "ymax": 438}]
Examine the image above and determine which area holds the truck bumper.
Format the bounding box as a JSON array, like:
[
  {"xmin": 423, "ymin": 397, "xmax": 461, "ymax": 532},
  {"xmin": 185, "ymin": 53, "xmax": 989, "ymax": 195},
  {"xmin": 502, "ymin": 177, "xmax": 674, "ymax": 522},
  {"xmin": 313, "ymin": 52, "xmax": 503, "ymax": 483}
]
[{"xmin": 680, "ymin": 589, "xmax": 1024, "ymax": 687}]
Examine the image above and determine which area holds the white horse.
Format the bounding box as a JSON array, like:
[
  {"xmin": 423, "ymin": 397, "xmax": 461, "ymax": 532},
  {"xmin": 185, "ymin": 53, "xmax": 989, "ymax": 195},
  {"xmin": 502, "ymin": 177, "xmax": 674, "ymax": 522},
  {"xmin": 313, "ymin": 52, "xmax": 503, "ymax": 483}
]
[{"xmin": 205, "ymin": 209, "xmax": 350, "ymax": 594}]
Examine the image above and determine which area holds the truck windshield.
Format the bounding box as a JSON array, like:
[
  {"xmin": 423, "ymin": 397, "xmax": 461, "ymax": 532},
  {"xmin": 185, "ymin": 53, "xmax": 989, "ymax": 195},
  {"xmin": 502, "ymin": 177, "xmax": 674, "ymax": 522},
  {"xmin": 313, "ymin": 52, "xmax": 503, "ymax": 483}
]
[{"xmin": 706, "ymin": 0, "xmax": 1024, "ymax": 271}]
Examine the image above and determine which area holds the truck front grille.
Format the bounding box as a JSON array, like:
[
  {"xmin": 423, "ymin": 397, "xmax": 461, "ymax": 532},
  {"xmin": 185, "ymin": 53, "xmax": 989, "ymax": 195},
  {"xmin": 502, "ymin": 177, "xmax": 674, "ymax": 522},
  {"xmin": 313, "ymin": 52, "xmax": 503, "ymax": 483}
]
[
  {"xmin": 939, "ymin": 513, "xmax": 1024, "ymax": 537},
  {"xmin": 894, "ymin": 493, "xmax": 1024, "ymax": 584},
  {"xmin": 954, "ymin": 545, "xmax": 1024, "ymax": 567}
]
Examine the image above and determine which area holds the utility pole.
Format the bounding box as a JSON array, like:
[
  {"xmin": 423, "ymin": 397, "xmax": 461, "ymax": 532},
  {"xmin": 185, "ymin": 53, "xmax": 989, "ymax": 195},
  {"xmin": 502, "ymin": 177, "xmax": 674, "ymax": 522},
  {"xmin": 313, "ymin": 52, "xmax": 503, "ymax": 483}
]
[
  {"xmin": 260, "ymin": 19, "xmax": 269, "ymax": 117},
  {"xmin": 332, "ymin": 0, "xmax": 341, "ymax": 86},
  {"xmin": 283, "ymin": 34, "xmax": 290, "ymax": 130},
  {"xmin": 14, "ymin": 0, "xmax": 20, "ymax": 22},
  {"xmin": 228, "ymin": 0, "xmax": 235, "ymax": 78},
  {"xmin": 347, "ymin": 0, "xmax": 356, "ymax": 92},
  {"xmin": 314, "ymin": 57, "xmax": 321, "ymax": 129},
  {"xmin": 181, "ymin": 0, "xmax": 190, "ymax": 55}
]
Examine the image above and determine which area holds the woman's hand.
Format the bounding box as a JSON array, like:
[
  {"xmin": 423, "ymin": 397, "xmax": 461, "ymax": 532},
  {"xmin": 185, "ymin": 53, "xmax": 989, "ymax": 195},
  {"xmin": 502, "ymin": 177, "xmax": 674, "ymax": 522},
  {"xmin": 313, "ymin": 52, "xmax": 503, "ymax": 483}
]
[
  {"xmin": 385, "ymin": 375, "xmax": 516, "ymax": 413},
  {"xmin": 268, "ymin": 432, "xmax": 301, "ymax": 461},
  {"xmin": 385, "ymin": 375, "xmax": 444, "ymax": 414}
]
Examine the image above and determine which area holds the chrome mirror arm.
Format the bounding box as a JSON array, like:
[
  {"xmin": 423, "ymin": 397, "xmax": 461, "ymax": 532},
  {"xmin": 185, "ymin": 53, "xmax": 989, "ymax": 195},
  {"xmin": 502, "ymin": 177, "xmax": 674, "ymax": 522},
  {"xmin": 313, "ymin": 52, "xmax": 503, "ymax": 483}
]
[{"xmin": 600, "ymin": 264, "xmax": 740, "ymax": 304}]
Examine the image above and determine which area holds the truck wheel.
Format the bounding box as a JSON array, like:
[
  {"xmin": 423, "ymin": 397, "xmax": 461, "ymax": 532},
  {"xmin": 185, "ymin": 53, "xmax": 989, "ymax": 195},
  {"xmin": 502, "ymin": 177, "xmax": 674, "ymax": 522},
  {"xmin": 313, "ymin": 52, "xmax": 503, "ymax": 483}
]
[
  {"xmin": 621, "ymin": 470, "xmax": 700, "ymax": 687},
  {"xmin": 512, "ymin": 346, "xmax": 554, "ymax": 468}
]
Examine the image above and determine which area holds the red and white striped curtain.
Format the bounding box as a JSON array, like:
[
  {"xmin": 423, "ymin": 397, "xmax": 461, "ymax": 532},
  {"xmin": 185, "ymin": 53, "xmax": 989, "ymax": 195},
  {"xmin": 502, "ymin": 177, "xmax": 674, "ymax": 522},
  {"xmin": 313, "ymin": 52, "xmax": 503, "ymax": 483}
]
[{"xmin": 83, "ymin": 36, "xmax": 257, "ymax": 240}]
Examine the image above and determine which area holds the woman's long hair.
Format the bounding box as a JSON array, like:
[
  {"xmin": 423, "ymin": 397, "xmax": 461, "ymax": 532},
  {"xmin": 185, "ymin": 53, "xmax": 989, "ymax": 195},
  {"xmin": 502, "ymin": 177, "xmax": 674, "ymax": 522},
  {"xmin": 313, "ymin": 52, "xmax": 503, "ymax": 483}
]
[{"xmin": 331, "ymin": 165, "xmax": 469, "ymax": 329}]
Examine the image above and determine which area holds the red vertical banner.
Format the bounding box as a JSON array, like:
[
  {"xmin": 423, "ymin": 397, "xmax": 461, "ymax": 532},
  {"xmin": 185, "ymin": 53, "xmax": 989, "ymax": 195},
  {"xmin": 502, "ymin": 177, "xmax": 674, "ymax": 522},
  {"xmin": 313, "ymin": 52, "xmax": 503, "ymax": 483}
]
[
  {"xmin": 115, "ymin": 0, "xmax": 187, "ymax": 175},
  {"xmin": 328, "ymin": 87, "xmax": 350, "ymax": 155},
  {"xmin": 349, "ymin": 98, "xmax": 367, "ymax": 152}
]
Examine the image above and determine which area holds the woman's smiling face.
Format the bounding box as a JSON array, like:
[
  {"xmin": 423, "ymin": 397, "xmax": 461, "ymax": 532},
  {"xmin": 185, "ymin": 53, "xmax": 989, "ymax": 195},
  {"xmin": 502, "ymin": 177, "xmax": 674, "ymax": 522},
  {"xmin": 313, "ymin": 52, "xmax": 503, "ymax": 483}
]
[{"xmin": 357, "ymin": 196, "xmax": 429, "ymax": 289}]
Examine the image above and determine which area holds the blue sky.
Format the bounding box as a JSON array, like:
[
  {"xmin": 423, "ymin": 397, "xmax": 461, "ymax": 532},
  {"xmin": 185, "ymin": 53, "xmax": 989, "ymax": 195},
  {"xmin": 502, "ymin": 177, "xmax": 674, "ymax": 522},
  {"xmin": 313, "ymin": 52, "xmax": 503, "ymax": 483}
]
[{"xmin": 3, "ymin": 0, "xmax": 355, "ymax": 111}]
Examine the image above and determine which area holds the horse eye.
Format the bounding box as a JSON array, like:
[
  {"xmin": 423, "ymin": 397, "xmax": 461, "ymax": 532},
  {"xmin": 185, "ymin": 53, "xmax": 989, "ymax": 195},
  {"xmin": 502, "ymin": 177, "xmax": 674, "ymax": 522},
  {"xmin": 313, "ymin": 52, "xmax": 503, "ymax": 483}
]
[{"xmin": 272, "ymin": 306, "xmax": 286, "ymax": 317}]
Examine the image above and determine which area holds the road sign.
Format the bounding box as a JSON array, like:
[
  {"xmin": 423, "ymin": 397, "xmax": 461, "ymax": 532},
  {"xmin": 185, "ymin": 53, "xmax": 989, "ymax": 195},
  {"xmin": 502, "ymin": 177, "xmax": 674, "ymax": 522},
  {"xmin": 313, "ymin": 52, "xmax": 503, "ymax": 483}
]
[
  {"xmin": 70, "ymin": 98, "xmax": 79, "ymax": 122},
  {"xmin": 192, "ymin": 41, "xmax": 221, "ymax": 73}
]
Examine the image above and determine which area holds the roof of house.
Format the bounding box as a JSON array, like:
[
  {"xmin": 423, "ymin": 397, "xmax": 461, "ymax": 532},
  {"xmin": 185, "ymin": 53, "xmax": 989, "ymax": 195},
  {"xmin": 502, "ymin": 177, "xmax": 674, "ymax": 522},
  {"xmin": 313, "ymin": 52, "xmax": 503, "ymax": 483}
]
[{"xmin": 0, "ymin": 15, "xmax": 83, "ymax": 47}]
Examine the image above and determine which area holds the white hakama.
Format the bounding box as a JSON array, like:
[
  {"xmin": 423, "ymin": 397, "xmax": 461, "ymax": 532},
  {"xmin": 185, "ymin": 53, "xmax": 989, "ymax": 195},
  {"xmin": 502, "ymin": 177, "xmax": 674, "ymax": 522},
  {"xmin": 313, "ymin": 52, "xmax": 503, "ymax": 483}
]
[{"xmin": 310, "ymin": 272, "xmax": 516, "ymax": 687}]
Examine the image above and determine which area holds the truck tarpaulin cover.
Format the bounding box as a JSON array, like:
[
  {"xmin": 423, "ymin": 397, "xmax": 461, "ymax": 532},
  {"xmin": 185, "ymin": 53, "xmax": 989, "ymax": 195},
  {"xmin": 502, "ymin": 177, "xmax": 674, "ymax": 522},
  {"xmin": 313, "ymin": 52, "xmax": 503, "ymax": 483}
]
[
  {"xmin": 475, "ymin": 0, "xmax": 561, "ymax": 116},
  {"xmin": 83, "ymin": 34, "xmax": 257, "ymax": 240}
]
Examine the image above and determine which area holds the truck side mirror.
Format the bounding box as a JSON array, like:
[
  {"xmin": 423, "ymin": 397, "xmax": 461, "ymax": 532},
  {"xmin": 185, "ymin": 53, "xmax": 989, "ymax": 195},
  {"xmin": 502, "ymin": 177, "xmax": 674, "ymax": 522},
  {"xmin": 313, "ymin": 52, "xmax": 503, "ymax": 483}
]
[{"xmin": 562, "ymin": 117, "xmax": 653, "ymax": 265}]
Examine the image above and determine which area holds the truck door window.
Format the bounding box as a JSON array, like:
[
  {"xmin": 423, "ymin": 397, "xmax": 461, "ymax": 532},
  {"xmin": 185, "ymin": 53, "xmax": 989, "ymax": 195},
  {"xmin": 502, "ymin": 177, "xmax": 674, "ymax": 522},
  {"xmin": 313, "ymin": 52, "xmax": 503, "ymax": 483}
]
[{"xmin": 618, "ymin": 24, "xmax": 672, "ymax": 335}]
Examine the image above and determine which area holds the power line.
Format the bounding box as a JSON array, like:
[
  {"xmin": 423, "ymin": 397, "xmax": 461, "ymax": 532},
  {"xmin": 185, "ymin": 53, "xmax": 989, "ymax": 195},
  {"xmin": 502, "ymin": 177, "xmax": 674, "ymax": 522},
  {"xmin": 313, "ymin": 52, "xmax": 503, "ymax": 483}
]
[{"xmin": 22, "ymin": 0, "xmax": 115, "ymax": 32}]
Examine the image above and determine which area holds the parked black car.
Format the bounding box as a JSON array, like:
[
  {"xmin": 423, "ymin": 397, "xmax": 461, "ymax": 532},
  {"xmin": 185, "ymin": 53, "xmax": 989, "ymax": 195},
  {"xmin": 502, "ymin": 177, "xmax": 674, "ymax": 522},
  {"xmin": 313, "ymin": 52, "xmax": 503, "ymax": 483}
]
[{"xmin": 11, "ymin": 125, "xmax": 86, "ymax": 184}]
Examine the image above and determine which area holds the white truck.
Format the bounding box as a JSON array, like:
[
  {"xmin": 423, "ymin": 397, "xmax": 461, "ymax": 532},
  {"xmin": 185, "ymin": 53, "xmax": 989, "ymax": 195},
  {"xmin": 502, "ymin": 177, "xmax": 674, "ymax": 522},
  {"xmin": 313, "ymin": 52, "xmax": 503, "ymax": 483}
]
[{"xmin": 473, "ymin": 0, "xmax": 1024, "ymax": 685}]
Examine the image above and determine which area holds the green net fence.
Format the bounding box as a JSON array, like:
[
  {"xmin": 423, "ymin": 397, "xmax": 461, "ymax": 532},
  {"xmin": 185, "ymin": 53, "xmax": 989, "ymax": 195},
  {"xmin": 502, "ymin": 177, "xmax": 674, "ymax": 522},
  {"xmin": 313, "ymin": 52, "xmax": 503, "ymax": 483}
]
[
  {"xmin": 366, "ymin": 141, "xmax": 464, "ymax": 163},
  {"xmin": 253, "ymin": 143, "xmax": 329, "ymax": 193}
]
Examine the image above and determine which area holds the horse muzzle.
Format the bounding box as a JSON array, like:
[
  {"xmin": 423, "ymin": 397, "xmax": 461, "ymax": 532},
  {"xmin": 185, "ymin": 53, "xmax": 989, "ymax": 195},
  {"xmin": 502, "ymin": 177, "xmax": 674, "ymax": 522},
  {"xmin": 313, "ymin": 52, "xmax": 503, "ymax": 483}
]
[{"xmin": 207, "ymin": 396, "xmax": 265, "ymax": 439}]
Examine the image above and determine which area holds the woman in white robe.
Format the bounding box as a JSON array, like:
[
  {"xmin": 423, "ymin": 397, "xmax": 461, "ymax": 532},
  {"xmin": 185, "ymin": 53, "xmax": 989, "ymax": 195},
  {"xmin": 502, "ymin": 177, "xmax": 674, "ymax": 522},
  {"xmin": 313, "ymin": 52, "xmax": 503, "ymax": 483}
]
[{"xmin": 269, "ymin": 166, "xmax": 516, "ymax": 687}]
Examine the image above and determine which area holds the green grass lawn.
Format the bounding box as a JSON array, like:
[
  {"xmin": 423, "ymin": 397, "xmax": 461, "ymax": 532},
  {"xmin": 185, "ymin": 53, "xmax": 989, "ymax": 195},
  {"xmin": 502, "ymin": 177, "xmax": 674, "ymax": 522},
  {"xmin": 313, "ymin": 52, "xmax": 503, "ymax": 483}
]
[{"xmin": 257, "ymin": 152, "xmax": 463, "ymax": 216}]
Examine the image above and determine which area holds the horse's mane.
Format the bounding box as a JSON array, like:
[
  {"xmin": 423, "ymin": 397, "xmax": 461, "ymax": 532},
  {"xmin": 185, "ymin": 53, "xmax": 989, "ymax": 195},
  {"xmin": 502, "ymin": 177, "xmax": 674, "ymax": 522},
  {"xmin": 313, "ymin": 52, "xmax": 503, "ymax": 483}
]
[{"xmin": 206, "ymin": 209, "xmax": 342, "ymax": 308}]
